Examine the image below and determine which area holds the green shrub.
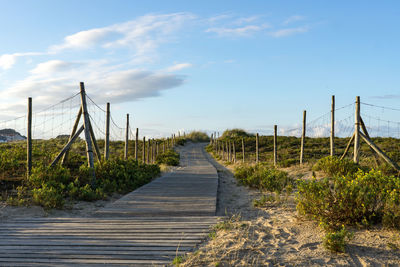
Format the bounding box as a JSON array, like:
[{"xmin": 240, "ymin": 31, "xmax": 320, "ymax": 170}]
[
  {"xmin": 312, "ymin": 156, "xmax": 360, "ymax": 177},
  {"xmin": 32, "ymin": 184, "xmax": 65, "ymax": 209},
  {"xmin": 323, "ymin": 226, "xmax": 354, "ymax": 253},
  {"xmin": 297, "ymin": 169, "xmax": 400, "ymax": 229},
  {"xmin": 234, "ymin": 164, "xmax": 293, "ymax": 193},
  {"xmin": 185, "ymin": 131, "xmax": 210, "ymax": 142},
  {"xmin": 156, "ymin": 150, "xmax": 180, "ymax": 166}
]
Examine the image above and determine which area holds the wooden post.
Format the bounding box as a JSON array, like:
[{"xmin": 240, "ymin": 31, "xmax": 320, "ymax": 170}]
[
  {"xmin": 354, "ymin": 96, "xmax": 360, "ymax": 163},
  {"xmin": 228, "ymin": 141, "xmax": 231, "ymax": 162},
  {"xmin": 88, "ymin": 121, "xmax": 101, "ymax": 162},
  {"xmin": 142, "ymin": 137, "xmax": 146, "ymax": 163},
  {"xmin": 300, "ymin": 110, "xmax": 306, "ymax": 166},
  {"xmin": 210, "ymin": 133, "xmax": 213, "ymax": 145},
  {"xmin": 163, "ymin": 140, "xmax": 165, "ymax": 153},
  {"xmin": 274, "ymin": 125, "xmax": 277, "ymax": 167},
  {"xmin": 27, "ymin": 97, "xmax": 32, "ymax": 178},
  {"xmin": 124, "ymin": 114, "xmax": 129, "ymax": 160},
  {"xmin": 156, "ymin": 141, "xmax": 159, "ymax": 157},
  {"xmin": 62, "ymin": 107, "xmax": 82, "ymax": 164},
  {"xmin": 233, "ymin": 141, "xmax": 236, "ymax": 163},
  {"xmin": 330, "ymin": 95, "xmax": 335, "ymax": 156},
  {"xmin": 50, "ymin": 126, "xmax": 85, "ymax": 167},
  {"xmin": 359, "ymin": 132, "xmax": 400, "ymax": 171},
  {"xmin": 222, "ymin": 141, "xmax": 225, "ymax": 160},
  {"xmin": 135, "ymin": 128, "xmax": 139, "ymax": 161},
  {"xmin": 79, "ymin": 82, "xmax": 96, "ymax": 186},
  {"xmin": 340, "ymin": 133, "xmax": 355, "ymax": 160},
  {"xmin": 256, "ymin": 133, "xmax": 259, "ymax": 163},
  {"xmin": 242, "ymin": 138, "xmax": 245, "ymax": 163},
  {"xmin": 104, "ymin": 103, "xmax": 110, "ymax": 160},
  {"xmin": 147, "ymin": 139, "xmax": 150, "ymax": 164}
]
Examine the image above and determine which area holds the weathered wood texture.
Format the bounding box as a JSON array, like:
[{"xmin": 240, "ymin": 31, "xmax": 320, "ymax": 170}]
[
  {"xmin": 104, "ymin": 103, "xmax": 110, "ymax": 160},
  {"xmin": 300, "ymin": 110, "xmax": 306, "ymax": 165},
  {"xmin": 330, "ymin": 95, "xmax": 335, "ymax": 156},
  {"xmin": 27, "ymin": 97, "xmax": 32, "ymax": 177},
  {"xmin": 354, "ymin": 96, "xmax": 360, "ymax": 163},
  {"xmin": 0, "ymin": 143, "xmax": 220, "ymax": 266}
]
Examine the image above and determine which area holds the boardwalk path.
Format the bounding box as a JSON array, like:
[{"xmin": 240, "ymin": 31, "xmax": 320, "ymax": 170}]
[{"xmin": 0, "ymin": 143, "xmax": 220, "ymax": 266}]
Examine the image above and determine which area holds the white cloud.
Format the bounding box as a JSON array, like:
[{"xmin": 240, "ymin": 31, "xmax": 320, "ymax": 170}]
[
  {"xmin": 206, "ymin": 24, "xmax": 270, "ymax": 37},
  {"xmin": 269, "ymin": 26, "xmax": 309, "ymax": 38},
  {"xmin": 30, "ymin": 60, "xmax": 80, "ymax": 75},
  {"xmin": 165, "ymin": 63, "xmax": 192, "ymax": 72},
  {"xmin": 50, "ymin": 13, "xmax": 196, "ymax": 55},
  {"xmin": 0, "ymin": 59, "xmax": 185, "ymax": 115},
  {"xmin": 283, "ymin": 15, "xmax": 305, "ymax": 25},
  {"xmin": 0, "ymin": 52, "xmax": 43, "ymax": 70}
]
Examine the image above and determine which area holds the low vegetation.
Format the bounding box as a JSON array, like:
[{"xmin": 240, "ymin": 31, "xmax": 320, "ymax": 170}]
[
  {"xmin": 156, "ymin": 149, "xmax": 180, "ymax": 166},
  {"xmin": 234, "ymin": 164, "xmax": 293, "ymax": 194},
  {"xmin": 1, "ymin": 137, "xmax": 181, "ymax": 209}
]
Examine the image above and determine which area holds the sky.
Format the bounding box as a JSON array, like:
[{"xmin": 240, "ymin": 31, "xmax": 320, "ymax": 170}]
[{"xmin": 1, "ymin": 0, "xmax": 400, "ymax": 138}]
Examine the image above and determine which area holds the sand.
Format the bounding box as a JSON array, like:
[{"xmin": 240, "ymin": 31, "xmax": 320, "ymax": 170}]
[{"xmin": 182, "ymin": 154, "xmax": 400, "ymax": 266}]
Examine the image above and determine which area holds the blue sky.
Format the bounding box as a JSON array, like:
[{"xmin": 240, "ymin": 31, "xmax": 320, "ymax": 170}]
[{"xmin": 1, "ymin": 0, "xmax": 400, "ymax": 138}]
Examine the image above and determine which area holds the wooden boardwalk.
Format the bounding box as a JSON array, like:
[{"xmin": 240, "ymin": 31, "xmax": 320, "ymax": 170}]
[{"xmin": 0, "ymin": 143, "xmax": 220, "ymax": 266}]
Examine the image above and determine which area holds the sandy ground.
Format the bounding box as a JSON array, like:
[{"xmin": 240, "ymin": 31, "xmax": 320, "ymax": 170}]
[{"xmin": 184, "ymin": 153, "xmax": 400, "ymax": 266}]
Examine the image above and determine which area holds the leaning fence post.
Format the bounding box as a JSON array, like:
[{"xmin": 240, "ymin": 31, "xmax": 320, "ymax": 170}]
[
  {"xmin": 104, "ymin": 103, "xmax": 110, "ymax": 160},
  {"xmin": 300, "ymin": 110, "xmax": 306, "ymax": 166},
  {"xmin": 27, "ymin": 97, "xmax": 32, "ymax": 178},
  {"xmin": 330, "ymin": 95, "xmax": 335, "ymax": 156},
  {"xmin": 256, "ymin": 133, "xmax": 259, "ymax": 163},
  {"xmin": 124, "ymin": 114, "xmax": 129, "ymax": 160},
  {"xmin": 79, "ymin": 82, "xmax": 96, "ymax": 186},
  {"xmin": 354, "ymin": 96, "xmax": 360, "ymax": 163},
  {"xmin": 274, "ymin": 125, "xmax": 277, "ymax": 167}
]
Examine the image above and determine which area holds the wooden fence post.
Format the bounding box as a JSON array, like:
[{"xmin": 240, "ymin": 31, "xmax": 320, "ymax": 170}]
[
  {"xmin": 79, "ymin": 82, "xmax": 96, "ymax": 186},
  {"xmin": 104, "ymin": 103, "xmax": 110, "ymax": 160},
  {"xmin": 124, "ymin": 114, "xmax": 129, "ymax": 160},
  {"xmin": 300, "ymin": 110, "xmax": 306, "ymax": 166},
  {"xmin": 27, "ymin": 97, "xmax": 32, "ymax": 178},
  {"xmin": 330, "ymin": 95, "xmax": 335, "ymax": 156},
  {"xmin": 242, "ymin": 138, "xmax": 245, "ymax": 163},
  {"xmin": 135, "ymin": 128, "xmax": 138, "ymax": 161},
  {"xmin": 233, "ymin": 141, "xmax": 236, "ymax": 163},
  {"xmin": 142, "ymin": 137, "xmax": 146, "ymax": 163},
  {"xmin": 354, "ymin": 96, "xmax": 360, "ymax": 163},
  {"xmin": 274, "ymin": 125, "xmax": 277, "ymax": 167},
  {"xmin": 147, "ymin": 139, "xmax": 150, "ymax": 164},
  {"xmin": 228, "ymin": 141, "xmax": 231, "ymax": 162},
  {"xmin": 163, "ymin": 140, "xmax": 166, "ymax": 153},
  {"xmin": 256, "ymin": 133, "xmax": 259, "ymax": 163}
]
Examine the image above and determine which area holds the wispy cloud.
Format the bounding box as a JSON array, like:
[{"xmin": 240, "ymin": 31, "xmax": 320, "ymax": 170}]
[
  {"xmin": 283, "ymin": 15, "xmax": 305, "ymax": 25},
  {"xmin": 165, "ymin": 63, "xmax": 192, "ymax": 72},
  {"xmin": 269, "ymin": 26, "xmax": 309, "ymax": 38},
  {"xmin": 206, "ymin": 24, "xmax": 271, "ymax": 37}
]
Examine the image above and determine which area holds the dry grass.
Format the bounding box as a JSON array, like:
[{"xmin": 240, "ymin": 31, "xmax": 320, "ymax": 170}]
[{"xmin": 179, "ymin": 215, "xmax": 275, "ymax": 266}]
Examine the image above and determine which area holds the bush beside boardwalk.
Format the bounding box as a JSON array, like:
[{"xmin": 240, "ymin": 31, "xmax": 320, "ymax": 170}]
[{"xmin": 1, "ymin": 138, "xmax": 183, "ymax": 209}]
